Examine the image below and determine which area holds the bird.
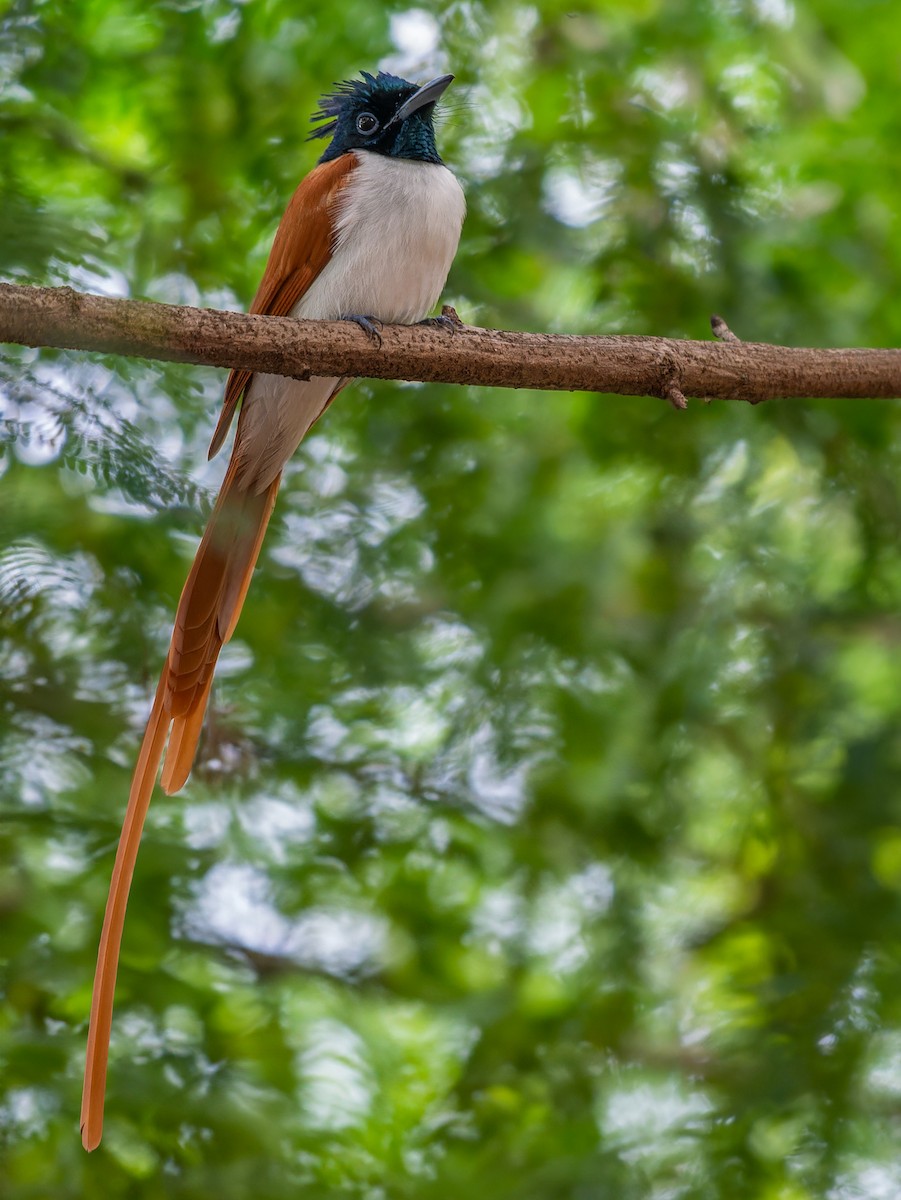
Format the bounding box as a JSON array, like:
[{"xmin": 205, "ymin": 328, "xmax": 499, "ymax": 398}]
[{"xmin": 80, "ymin": 69, "xmax": 465, "ymax": 1152}]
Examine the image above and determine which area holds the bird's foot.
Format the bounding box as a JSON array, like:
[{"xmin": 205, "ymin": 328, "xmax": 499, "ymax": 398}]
[
  {"xmin": 343, "ymin": 314, "xmax": 383, "ymax": 346},
  {"xmin": 418, "ymin": 314, "xmax": 457, "ymax": 333},
  {"xmin": 419, "ymin": 305, "xmax": 463, "ymax": 334}
]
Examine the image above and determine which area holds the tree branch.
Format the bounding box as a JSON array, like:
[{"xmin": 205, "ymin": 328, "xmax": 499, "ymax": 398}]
[{"xmin": 1, "ymin": 282, "xmax": 900, "ymax": 405}]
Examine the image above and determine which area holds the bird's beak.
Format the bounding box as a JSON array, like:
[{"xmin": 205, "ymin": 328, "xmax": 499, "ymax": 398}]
[{"xmin": 389, "ymin": 73, "xmax": 454, "ymax": 125}]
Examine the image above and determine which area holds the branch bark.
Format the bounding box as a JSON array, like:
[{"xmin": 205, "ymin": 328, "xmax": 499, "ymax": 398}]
[{"xmin": 1, "ymin": 282, "xmax": 900, "ymax": 405}]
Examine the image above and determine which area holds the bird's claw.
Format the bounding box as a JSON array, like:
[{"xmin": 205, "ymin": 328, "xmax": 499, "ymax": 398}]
[
  {"xmin": 343, "ymin": 314, "xmax": 383, "ymax": 347},
  {"xmin": 419, "ymin": 309, "xmax": 460, "ymax": 333}
]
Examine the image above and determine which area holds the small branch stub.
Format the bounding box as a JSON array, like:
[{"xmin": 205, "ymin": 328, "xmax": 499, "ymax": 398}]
[
  {"xmin": 666, "ymin": 383, "xmax": 688, "ymax": 410},
  {"xmin": 711, "ymin": 314, "xmax": 741, "ymax": 343}
]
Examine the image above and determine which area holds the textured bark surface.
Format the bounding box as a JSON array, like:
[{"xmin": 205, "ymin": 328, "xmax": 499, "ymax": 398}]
[{"xmin": 2, "ymin": 282, "xmax": 900, "ymax": 403}]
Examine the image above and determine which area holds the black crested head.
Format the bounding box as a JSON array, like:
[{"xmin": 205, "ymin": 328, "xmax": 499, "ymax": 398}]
[{"xmin": 309, "ymin": 70, "xmax": 453, "ymax": 165}]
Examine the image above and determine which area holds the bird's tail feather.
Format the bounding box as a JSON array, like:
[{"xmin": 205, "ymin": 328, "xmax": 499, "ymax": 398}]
[
  {"xmin": 80, "ymin": 673, "xmax": 169, "ymax": 1152},
  {"xmin": 80, "ymin": 460, "xmax": 281, "ymax": 1152}
]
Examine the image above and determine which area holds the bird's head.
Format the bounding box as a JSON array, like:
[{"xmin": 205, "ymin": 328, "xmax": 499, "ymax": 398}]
[{"xmin": 309, "ymin": 70, "xmax": 453, "ymax": 165}]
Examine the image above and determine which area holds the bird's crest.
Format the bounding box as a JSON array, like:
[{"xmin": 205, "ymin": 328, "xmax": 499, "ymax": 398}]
[{"xmin": 308, "ymin": 70, "xmax": 413, "ymax": 141}]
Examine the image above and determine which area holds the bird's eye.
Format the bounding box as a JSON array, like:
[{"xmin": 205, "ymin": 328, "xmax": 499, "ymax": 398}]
[{"xmin": 356, "ymin": 112, "xmax": 379, "ymax": 135}]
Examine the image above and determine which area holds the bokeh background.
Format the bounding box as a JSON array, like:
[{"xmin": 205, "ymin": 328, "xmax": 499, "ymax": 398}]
[{"xmin": 3, "ymin": 0, "xmax": 901, "ymax": 1195}]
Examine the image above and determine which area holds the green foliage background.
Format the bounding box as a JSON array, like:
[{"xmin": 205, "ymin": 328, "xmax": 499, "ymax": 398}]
[{"xmin": 2, "ymin": 0, "xmax": 901, "ymax": 1195}]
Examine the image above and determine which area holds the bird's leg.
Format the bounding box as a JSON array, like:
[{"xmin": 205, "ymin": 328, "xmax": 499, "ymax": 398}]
[{"xmin": 342, "ymin": 314, "xmax": 383, "ymax": 346}]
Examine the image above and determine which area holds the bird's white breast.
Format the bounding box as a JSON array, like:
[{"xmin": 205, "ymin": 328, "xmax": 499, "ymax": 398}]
[{"xmin": 295, "ymin": 150, "xmax": 466, "ymax": 324}]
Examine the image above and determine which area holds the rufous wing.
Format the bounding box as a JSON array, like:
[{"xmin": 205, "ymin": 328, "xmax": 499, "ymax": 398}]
[{"xmin": 208, "ymin": 153, "xmax": 357, "ymax": 460}]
